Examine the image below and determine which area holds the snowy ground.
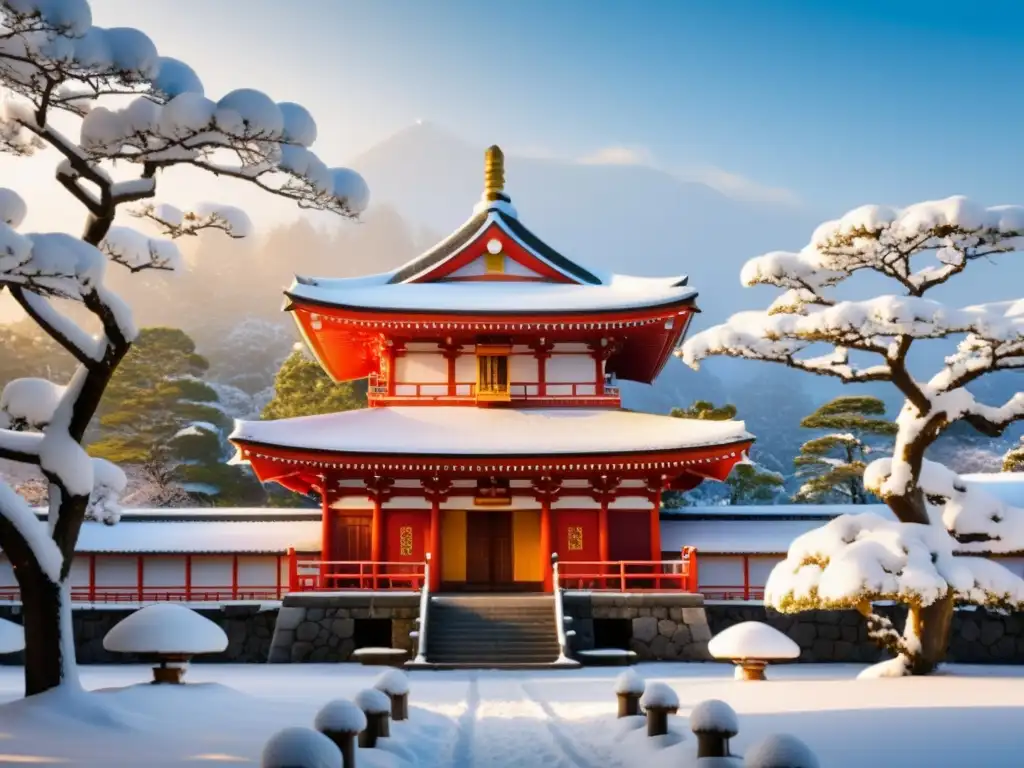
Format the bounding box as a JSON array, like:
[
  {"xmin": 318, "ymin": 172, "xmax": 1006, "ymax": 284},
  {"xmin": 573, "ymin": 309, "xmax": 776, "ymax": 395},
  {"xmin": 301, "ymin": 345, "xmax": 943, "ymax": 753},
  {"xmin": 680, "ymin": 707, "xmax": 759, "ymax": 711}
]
[{"xmin": 0, "ymin": 662, "xmax": 1021, "ymax": 765}]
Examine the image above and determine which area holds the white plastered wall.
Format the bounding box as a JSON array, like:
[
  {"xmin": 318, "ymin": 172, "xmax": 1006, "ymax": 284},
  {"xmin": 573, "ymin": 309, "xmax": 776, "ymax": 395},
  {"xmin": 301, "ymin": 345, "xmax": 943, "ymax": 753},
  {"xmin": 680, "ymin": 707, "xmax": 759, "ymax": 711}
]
[
  {"xmin": 143, "ymin": 557, "xmax": 186, "ymax": 587},
  {"xmin": 395, "ymin": 353, "xmax": 447, "ymax": 396},
  {"xmin": 238, "ymin": 556, "xmax": 279, "ymax": 588}
]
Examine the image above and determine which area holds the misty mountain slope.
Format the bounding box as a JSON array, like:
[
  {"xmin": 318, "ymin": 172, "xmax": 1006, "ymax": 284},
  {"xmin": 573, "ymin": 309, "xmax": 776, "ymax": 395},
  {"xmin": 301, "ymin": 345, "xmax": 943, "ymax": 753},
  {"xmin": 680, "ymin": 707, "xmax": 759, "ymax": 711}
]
[{"xmin": 350, "ymin": 121, "xmax": 820, "ymax": 326}]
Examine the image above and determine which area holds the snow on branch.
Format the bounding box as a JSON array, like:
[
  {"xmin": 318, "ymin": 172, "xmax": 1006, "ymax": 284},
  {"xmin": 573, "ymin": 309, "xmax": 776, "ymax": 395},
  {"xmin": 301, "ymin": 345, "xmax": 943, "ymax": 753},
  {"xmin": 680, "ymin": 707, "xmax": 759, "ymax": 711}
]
[
  {"xmin": 764, "ymin": 512, "xmax": 1024, "ymax": 616},
  {"xmin": 0, "ymin": 1, "xmax": 369, "ymax": 219},
  {"xmin": 811, "ymin": 197, "xmax": 1024, "ymax": 295},
  {"xmin": 0, "ymin": 377, "xmax": 66, "ymax": 430},
  {"xmin": 130, "ymin": 201, "xmax": 253, "ymax": 239},
  {"xmin": 99, "ymin": 226, "xmax": 181, "ymax": 272},
  {"xmin": 86, "ymin": 457, "xmax": 125, "ymax": 525},
  {"xmin": 0, "ymin": 481, "xmax": 62, "ymax": 582}
]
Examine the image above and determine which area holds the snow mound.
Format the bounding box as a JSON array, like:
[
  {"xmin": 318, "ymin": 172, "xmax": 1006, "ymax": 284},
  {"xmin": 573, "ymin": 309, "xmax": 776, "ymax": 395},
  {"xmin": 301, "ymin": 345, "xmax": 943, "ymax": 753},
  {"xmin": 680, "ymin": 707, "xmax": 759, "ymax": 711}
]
[
  {"xmin": 689, "ymin": 699, "xmax": 739, "ymax": 735},
  {"xmin": 314, "ymin": 699, "xmax": 366, "ymax": 734},
  {"xmin": 615, "ymin": 668, "xmax": 645, "ymax": 695},
  {"xmin": 640, "ymin": 681, "xmax": 679, "ymax": 710},
  {"xmin": 353, "ymin": 688, "xmax": 391, "ymax": 714},
  {"xmin": 708, "ymin": 622, "xmax": 799, "ymax": 661},
  {"xmin": 373, "ymin": 668, "xmax": 409, "ymax": 696},
  {"xmin": 0, "ymin": 618, "xmax": 25, "ymax": 654},
  {"xmin": 261, "ymin": 727, "xmax": 340, "ymax": 768},
  {"xmin": 1, "ymin": 377, "xmax": 65, "ymax": 429},
  {"xmin": 744, "ymin": 733, "xmax": 819, "ymax": 768},
  {"xmin": 857, "ymin": 657, "xmax": 910, "ymax": 679},
  {"xmin": 103, "ymin": 604, "xmax": 228, "ymax": 654}
]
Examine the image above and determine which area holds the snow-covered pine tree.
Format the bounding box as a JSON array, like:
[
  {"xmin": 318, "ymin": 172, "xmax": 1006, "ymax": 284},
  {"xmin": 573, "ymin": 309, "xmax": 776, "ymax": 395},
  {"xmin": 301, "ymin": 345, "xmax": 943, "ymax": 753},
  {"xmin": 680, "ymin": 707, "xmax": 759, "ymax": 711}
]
[
  {"xmin": 1003, "ymin": 440, "xmax": 1024, "ymax": 472},
  {"xmin": 682, "ymin": 197, "xmax": 1024, "ymax": 675},
  {"xmin": 793, "ymin": 396, "xmax": 896, "ymax": 504},
  {"xmin": 0, "ymin": 0, "xmax": 367, "ymax": 696}
]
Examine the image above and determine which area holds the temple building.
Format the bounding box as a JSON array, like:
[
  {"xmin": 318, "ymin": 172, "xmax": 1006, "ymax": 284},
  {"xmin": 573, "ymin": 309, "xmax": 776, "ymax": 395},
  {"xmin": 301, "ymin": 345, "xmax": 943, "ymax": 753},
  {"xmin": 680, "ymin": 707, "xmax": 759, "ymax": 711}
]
[{"xmin": 229, "ymin": 146, "xmax": 754, "ymax": 594}]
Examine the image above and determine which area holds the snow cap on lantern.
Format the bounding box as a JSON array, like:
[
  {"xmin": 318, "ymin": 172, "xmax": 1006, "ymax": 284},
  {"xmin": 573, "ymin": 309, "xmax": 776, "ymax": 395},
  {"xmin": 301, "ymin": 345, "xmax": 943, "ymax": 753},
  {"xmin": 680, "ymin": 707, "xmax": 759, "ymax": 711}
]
[
  {"xmin": 103, "ymin": 603, "xmax": 228, "ymax": 654},
  {"xmin": 261, "ymin": 727, "xmax": 341, "ymax": 768},
  {"xmin": 314, "ymin": 699, "xmax": 367, "ymax": 734}
]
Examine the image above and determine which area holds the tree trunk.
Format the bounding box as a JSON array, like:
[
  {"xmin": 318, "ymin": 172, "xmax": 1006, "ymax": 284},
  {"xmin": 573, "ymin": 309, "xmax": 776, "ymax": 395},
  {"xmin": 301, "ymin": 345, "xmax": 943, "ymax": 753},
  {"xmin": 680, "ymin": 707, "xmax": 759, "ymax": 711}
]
[
  {"xmin": 905, "ymin": 595, "xmax": 954, "ymax": 676},
  {"xmin": 884, "ymin": 488, "xmax": 954, "ymax": 675},
  {"xmin": 18, "ymin": 566, "xmax": 67, "ymax": 695}
]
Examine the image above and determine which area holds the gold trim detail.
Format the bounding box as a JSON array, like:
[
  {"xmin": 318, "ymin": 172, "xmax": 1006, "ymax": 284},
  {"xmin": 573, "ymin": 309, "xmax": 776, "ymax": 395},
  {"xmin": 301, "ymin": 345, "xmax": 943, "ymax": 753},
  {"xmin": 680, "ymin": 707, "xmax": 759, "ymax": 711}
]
[
  {"xmin": 399, "ymin": 526, "xmax": 413, "ymax": 556},
  {"xmin": 568, "ymin": 526, "xmax": 583, "ymax": 551}
]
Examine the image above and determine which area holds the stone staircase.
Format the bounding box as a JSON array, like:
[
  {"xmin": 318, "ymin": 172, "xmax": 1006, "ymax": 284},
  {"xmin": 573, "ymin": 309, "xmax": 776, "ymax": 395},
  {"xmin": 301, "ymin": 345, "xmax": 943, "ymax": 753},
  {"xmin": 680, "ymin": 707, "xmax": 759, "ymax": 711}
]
[{"xmin": 414, "ymin": 594, "xmax": 575, "ymax": 668}]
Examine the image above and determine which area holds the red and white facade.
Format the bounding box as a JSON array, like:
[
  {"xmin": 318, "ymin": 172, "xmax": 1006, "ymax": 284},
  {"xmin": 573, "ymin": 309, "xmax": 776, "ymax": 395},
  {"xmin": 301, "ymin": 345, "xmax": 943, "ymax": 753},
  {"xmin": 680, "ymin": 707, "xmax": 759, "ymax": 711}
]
[{"xmin": 228, "ymin": 146, "xmax": 754, "ymax": 594}]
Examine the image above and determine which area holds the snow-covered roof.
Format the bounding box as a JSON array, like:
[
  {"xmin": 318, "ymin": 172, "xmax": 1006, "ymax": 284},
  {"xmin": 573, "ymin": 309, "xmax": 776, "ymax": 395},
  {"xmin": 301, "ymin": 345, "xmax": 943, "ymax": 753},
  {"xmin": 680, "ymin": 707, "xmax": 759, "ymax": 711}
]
[
  {"xmin": 664, "ymin": 504, "xmax": 842, "ymax": 519},
  {"xmin": 231, "ymin": 407, "xmax": 751, "ymax": 457},
  {"xmin": 287, "ymin": 268, "xmax": 696, "ymax": 315},
  {"xmin": 962, "ymin": 473, "xmax": 1024, "ymax": 506},
  {"xmin": 73, "ymin": 520, "xmax": 321, "ymax": 554},
  {"xmin": 34, "ymin": 507, "xmax": 319, "ymax": 521},
  {"xmin": 661, "ymin": 518, "xmax": 838, "ymax": 554}
]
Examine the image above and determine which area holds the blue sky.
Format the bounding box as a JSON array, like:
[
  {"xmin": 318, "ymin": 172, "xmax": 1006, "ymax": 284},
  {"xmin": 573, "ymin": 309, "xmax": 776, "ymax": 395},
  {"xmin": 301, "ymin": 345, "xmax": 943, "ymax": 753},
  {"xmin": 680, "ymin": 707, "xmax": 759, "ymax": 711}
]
[{"xmin": 86, "ymin": 0, "xmax": 1024, "ymax": 216}]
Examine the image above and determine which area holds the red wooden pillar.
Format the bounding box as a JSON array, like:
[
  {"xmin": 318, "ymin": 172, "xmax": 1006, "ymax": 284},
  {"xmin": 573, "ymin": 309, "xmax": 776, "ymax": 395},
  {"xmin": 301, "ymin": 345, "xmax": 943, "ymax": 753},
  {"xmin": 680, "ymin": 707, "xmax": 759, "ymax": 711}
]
[
  {"xmin": 650, "ymin": 490, "xmax": 662, "ymax": 588},
  {"xmin": 136, "ymin": 556, "xmax": 144, "ymax": 602},
  {"xmin": 429, "ymin": 498, "xmax": 441, "ymax": 593},
  {"xmin": 185, "ymin": 555, "xmax": 192, "ymax": 601},
  {"xmin": 231, "ymin": 554, "xmax": 239, "ymax": 600},
  {"xmin": 598, "ymin": 498, "xmax": 609, "ymax": 589},
  {"xmin": 287, "ymin": 547, "xmax": 298, "ymax": 592},
  {"xmin": 537, "ymin": 350, "xmax": 548, "ymax": 396},
  {"xmin": 649, "ymin": 490, "xmax": 662, "ymax": 562},
  {"xmin": 88, "ymin": 554, "xmax": 96, "ymax": 603},
  {"xmin": 275, "ymin": 554, "xmax": 282, "ymax": 598},
  {"xmin": 371, "ymin": 496, "xmax": 384, "ymax": 590},
  {"xmin": 593, "ymin": 343, "xmax": 605, "ymax": 396},
  {"xmin": 540, "ymin": 499, "xmax": 553, "ymax": 591},
  {"xmin": 320, "ymin": 482, "xmax": 333, "ymax": 585},
  {"xmin": 743, "ymin": 555, "xmax": 750, "ymax": 600}
]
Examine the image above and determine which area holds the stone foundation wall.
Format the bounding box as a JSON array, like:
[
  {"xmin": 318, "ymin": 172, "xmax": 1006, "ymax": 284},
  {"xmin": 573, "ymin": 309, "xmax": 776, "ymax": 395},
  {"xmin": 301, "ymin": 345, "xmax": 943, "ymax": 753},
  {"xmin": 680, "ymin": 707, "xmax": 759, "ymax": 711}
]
[
  {"xmin": 563, "ymin": 593, "xmax": 713, "ymax": 660},
  {"xmin": 706, "ymin": 603, "xmax": 1024, "ymax": 664},
  {"xmin": 268, "ymin": 594, "xmax": 420, "ymax": 663},
  {"xmin": 0, "ymin": 604, "xmax": 278, "ymax": 665}
]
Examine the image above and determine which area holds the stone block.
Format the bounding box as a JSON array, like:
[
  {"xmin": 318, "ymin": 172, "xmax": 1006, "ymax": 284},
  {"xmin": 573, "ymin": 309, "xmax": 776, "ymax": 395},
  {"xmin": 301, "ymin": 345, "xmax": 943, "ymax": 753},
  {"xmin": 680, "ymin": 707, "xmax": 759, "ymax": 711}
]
[
  {"xmin": 681, "ymin": 607, "xmax": 706, "ymax": 626},
  {"xmin": 818, "ymin": 624, "xmax": 841, "ymax": 641},
  {"xmin": 652, "ymin": 607, "xmax": 668, "ymax": 620},
  {"xmin": 291, "ymin": 642, "xmax": 314, "ymax": 662},
  {"xmin": 981, "ymin": 620, "xmax": 1005, "ymax": 646},
  {"xmin": 789, "ymin": 623, "xmax": 816, "ymax": 647},
  {"xmin": 670, "ymin": 626, "xmax": 692, "ymax": 647},
  {"xmin": 690, "ymin": 622, "xmax": 712, "ymax": 643},
  {"xmin": 309, "ymin": 646, "xmax": 330, "ymax": 662},
  {"xmin": 632, "ymin": 616, "xmax": 658, "ymax": 644},
  {"xmin": 959, "ymin": 620, "xmax": 981, "ymax": 643},
  {"xmin": 306, "ymin": 608, "xmax": 325, "ymax": 622},
  {"xmin": 332, "ymin": 618, "xmax": 355, "ymax": 638},
  {"xmin": 295, "ymin": 622, "xmax": 319, "ymax": 643},
  {"xmin": 669, "ymin": 607, "xmax": 683, "ymax": 621},
  {"xmin": 275, "ymin": 607, "xmax": 305, "ymax": 631},
  {"xmin": 658, "ymin": 619, "xmax": 677, "ymax": 637},
  {"xmin": 650, "ymin": 635, "xmax": 674, "ymax": 659}
]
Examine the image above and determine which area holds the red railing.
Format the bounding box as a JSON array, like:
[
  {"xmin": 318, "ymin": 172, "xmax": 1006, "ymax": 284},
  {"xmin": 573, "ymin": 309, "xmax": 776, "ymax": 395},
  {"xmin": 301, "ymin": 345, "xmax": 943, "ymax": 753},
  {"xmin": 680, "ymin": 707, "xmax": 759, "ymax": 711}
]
[
  {"xmin": 555, "ymin": 559, "xmax": 699, "ymax": 593},
  {"xmin": 0, "ymin": 587, "xmax": 284, "ymax": 603},
  {"xmin": 290, "ymin": 555, "xmax": 426, "ymax": 592},
  {"xmin": 368, "ymin": 379, "xmax": 621, "ymax": 405}
]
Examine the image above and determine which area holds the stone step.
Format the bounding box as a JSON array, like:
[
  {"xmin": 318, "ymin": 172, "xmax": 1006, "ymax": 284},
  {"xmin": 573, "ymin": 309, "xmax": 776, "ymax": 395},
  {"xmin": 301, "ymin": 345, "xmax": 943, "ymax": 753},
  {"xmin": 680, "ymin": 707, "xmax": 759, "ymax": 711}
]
[
  {"xmin": 406, "ymin": 660, "xmax": 581, "ymax": 671},
  {"xmin": 428, "ymin": 640, "xmax": 559, "ymax": 652}
]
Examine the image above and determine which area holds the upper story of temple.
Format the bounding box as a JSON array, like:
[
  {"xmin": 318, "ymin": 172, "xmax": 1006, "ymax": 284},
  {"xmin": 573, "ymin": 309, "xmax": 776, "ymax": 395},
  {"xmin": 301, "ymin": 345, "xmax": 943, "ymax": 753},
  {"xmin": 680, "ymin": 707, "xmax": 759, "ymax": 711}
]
[{"xmin": 284, "ymin": 146, "xmax": 699, "ymax": 409}]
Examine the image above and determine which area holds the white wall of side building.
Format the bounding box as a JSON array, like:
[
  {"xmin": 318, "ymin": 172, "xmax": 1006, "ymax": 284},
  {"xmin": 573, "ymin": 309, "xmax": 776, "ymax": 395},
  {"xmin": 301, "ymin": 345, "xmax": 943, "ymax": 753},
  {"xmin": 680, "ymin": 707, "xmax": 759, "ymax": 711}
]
[
  {"xmin": 238, "ymin": 556, "xmax": 279, "ymax": 588},
  {"xmin": 143, "ymin": 557, "xmax": 185, "ymax": 587},
  {"xmin": 191, "ymin": 556, "xmax": 233, "ymax": 588},
  {"xmin": 95, "ymin": 556, "xmax": 136, "ymax": 588},
  {"xmin": 394, "ymin": 352, "xmax": 447, "ymax": 396}
]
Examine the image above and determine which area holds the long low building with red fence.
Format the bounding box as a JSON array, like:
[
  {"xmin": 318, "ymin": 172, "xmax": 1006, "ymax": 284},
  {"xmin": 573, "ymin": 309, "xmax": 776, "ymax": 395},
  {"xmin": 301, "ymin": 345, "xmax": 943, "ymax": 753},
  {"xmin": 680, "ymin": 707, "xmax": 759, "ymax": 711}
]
[{"xmin": 2, "ymin": 470, "xmax": 1020, "ymax": 606}]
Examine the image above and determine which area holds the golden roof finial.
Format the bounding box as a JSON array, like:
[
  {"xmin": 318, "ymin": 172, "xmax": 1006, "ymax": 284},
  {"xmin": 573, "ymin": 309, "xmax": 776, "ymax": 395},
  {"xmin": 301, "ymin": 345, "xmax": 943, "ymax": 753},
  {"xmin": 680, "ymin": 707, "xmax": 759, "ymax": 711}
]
[{"xmin": 484, "ymin": 145, "xmax": 505, "ymax": 201}]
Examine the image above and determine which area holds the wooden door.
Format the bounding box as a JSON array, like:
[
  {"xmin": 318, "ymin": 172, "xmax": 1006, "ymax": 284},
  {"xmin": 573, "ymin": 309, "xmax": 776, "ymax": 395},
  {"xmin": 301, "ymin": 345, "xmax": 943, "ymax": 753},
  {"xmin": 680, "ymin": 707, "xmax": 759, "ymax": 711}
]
[
  {"xmin": 334, "ymin": 515, "xmax": 371, "ymax": 561},
  {"xmin": 332, "ymin": 515, "xmax": 371, "ymax": 588},
  {"xmin": 466, "ymin": 511, "xmax": 514, "ymax": 588}
]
